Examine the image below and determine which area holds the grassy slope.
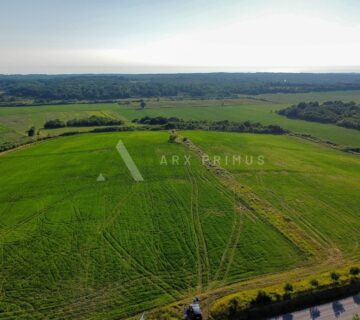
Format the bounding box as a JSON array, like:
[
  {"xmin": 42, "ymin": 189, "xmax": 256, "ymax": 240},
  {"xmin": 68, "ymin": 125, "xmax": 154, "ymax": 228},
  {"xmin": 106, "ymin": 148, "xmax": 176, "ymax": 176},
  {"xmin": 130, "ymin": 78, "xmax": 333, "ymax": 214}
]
[
  {"xmin": 184, "ymin": 131, "xmax": 360, "ymax": 260},
  {"xmin": 0, "ymin": 131, "xmax": 303, "ymax": 319}
]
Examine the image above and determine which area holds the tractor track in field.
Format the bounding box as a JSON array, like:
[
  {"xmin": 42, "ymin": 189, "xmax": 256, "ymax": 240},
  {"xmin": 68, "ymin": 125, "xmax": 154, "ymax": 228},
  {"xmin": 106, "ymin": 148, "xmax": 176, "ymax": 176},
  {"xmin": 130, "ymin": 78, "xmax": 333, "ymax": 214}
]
[
  {"xmin": 186, "ymin": 166, "xmax": 211, "ymax": 292},
  {"xmin": 0, "ymin": 276, "xmax": 151, "ymax": 320},
  {"xmin": 254, "ymin": 173, "xmax": 333, "ymax": 249},
  {"xmin": 181, "ymin": 137, "xmax": 328, "ymax": 261},
  {"xmin": 222, "ymin": 205, "xmax": 244, "ymax": 281},
  {"xmin": 211, "ymin": 195, "xmax": 244, "ymax": 284},
  {"xmin": 97, "ymin": 184, "xmax": 137, "ymax": 232},
  {"xmin": 0, "ymin": 184, "xmax": 94, "ymax": 239},
  {"xmin": 145, "ymin": 136, "xmax": 348, "ymax": 319},
  {"xmin": 102, "ymin": 230, "xmax": 181, "ymax": 300}
]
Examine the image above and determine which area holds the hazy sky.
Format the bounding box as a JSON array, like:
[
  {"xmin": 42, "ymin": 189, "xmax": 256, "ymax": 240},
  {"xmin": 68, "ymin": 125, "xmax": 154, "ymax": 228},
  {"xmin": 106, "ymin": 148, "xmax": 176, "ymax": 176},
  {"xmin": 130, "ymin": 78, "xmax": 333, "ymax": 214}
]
[{"xmin": 1, "ymin": 0, "xmax": 360, "ymax": 73}]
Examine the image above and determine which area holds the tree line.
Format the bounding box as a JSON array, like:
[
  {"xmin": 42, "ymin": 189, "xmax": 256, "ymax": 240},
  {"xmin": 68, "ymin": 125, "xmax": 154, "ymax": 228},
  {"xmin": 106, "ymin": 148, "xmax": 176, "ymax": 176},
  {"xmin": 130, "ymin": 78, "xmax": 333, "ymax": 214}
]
[
  {"xmin": 1, "ymin": 73, "xmax": 360, "ymax": 104},
  {"xmin": 44, "ymin": 115, "xmax": 123, "ymax": 128},
  {"xmin": 278, "ymin": 101, "xmax": 360, "ymax": 130},
  {"xmin": 132, "ymin": 116, "xmax": 287, "ymax": 134}
]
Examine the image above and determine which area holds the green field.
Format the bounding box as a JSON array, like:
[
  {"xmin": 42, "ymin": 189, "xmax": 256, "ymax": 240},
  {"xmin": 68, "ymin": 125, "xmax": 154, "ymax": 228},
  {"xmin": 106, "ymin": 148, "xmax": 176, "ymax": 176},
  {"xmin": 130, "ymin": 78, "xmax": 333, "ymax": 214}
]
[
  {"xmin": 1, "ymin": 91, "xmax": 360, "ymax": 319},
  {"xmin": 184, "ymin": 131, "xmax": 360, "ymax": 259},
  {"xmin": 1, "ymin": 90, "xmax": 360, "ymax": 147},
  {"xmin": 0, "ymin": 129, "xmax": 359, "ymax": 319},
  {"xmin": 257, "ymin": 90, "xmax": 360, "ymax": 104},
  {"xmin": 0, "ymin": 131, "xmax": 307, "ymax": 319}
]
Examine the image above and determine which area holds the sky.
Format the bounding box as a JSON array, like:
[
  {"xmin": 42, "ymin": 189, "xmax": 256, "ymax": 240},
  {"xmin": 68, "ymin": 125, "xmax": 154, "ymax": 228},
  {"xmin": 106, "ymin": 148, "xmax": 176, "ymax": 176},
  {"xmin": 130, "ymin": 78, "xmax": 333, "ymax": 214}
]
[{"xmin": 0, "ymin": 0, "xmax": 360, "ymax": 74}]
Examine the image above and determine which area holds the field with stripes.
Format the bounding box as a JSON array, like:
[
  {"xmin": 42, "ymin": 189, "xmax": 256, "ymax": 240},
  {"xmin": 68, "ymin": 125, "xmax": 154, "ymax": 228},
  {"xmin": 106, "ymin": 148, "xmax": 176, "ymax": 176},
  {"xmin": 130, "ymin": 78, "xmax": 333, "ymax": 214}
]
[{"xmin": 0, "ymin": 129, "xmax": 359, "ymax": 319}]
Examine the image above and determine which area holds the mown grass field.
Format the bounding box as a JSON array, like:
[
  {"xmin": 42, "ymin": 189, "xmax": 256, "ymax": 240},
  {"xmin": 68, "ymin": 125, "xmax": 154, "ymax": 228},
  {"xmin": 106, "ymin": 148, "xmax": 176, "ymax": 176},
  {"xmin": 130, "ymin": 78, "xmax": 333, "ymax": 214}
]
[
  {"xmin": 1, "ymin": 90, "xmax": 360, "ymax": 147},
  {"xmin": 0, "ymin": 131, "xmax": 307, "ymax": 319}
]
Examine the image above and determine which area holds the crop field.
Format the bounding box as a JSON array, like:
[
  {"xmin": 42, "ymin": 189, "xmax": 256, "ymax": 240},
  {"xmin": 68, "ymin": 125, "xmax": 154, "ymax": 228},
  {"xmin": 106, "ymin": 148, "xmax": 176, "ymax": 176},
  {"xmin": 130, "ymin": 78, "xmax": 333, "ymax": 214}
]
[
  {"xmin": 184, "ymin": 131, "xmax": 360, "ymax": 260},
  {"xmin": 0, "ymin": 131, "xmax": 308, "ymax": 319}
]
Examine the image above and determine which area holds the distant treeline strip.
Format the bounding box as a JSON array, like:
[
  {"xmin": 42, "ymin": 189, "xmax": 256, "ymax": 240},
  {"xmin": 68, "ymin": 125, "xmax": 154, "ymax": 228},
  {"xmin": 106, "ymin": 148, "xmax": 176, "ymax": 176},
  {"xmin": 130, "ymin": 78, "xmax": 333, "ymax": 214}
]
[
  {"xmin": 1, "ymin": 73, "xmax": 360, "ymax": 104},
  {"xmin": 278, "ymin": 100, "xmax": 360, "ymax": 131}
]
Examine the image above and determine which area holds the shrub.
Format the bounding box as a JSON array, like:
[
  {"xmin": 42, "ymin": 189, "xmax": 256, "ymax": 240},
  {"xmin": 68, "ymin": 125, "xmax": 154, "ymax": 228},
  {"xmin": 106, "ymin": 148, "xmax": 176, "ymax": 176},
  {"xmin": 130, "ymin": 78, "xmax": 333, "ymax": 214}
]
[
  {"xmin": 27, "ymin": 126, "xmax": 36, "ymax": 137},
  {"xmin": 251, "ymin": 291, "xmax": 272, "ymax": 306},
  {"xmin": 228, "ymin": 298, "xmax": 239, "ymax": 316},
  {"xmin": 350, "ymin": 267, "xmax": 360, "ymax": 276},
  {"xmin": 331, "ymin": 272, "xmax": 340, "ymax": 282},
  {"xmin": 310, "ymin": 279, "xmax": 319, "ymax": 287},
  {"xmin": 283, "ymin": 292, "xmax": 292, "ymax": 300},
  {"xmin": 44, "ymin": 119, "xmax": 66, "ymax": 129},
  {"xmin": 284, "ymin": 283, "xmax": 294, "ymax": 292}
]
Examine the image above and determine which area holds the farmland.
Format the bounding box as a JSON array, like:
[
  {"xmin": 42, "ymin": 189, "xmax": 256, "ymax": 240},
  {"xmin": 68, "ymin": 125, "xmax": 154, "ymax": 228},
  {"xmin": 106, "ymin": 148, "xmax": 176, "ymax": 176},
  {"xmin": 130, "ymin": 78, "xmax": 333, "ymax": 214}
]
[
  {"xmin": 0, "ymin": 127, "xmax": 359, "ymax": 319},
  {"xmin": 184, "ymin": 131, "xmax": 360, "ymax": 258},
  {"xmin": 1, "ymin": 90, "xmax": 360, "ymax": 147},
  {"xmin": 0, "ymin": 131, "xmax": 306, "ymax": 319},
  {"xmin": 0, "ymin": 91, "xmax": 360, "ymax": 319}
]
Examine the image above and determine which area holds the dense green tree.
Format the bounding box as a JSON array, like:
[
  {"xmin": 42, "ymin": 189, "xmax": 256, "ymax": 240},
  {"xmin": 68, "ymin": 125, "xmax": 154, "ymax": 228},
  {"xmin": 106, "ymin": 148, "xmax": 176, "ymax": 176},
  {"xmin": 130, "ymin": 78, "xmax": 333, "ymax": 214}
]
[{"xmin": 27, "ymin": 126, "xmax": 36, "ymax": 137}]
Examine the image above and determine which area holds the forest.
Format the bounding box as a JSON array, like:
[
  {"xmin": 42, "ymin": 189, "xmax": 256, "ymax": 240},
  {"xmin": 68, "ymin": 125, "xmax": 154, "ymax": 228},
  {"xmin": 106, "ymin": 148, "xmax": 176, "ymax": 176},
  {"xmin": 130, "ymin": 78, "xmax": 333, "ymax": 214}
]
[
  {"xmin": 278, "ymin": 101, "xmax": 360, "ymax": 130},
  {"xmin": 1, "ymin": 73, "xmax": 360, "ymax": 104}
]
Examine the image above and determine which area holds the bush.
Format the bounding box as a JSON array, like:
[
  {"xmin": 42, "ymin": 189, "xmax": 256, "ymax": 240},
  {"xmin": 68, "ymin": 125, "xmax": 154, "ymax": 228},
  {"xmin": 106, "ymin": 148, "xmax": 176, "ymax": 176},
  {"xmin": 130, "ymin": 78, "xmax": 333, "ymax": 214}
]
[
  {"xmin": 228, "ymin": 298, "xmax": 239, "ymax": 316},
  {"xmin": 350, "ymin": 267, "xmax": 360, "ymax": 276},
  {"xmin": 283, "ymin": 292, "xmax": 292, "ymax": 300},
  {"xmin": 284, "ymin": 283, "xmax": 294, "ymax": 292},
  {"xmin": 331, "ymin": 272, "xmax": 340, "ymax": 282},
  {"xmin": 27, "ymin": 126, "xmax": 36, "ymax": 137},
  {"xmin": 44, "ymin": 119, "xmax": 66, "ymax": 129},
  {"xmin": 251, "ymin": 291, "xmax": 272, "ymax": 306},
  {"xmin": 310, "ymin": 279, "xmax": 319, "ymax": 287}
]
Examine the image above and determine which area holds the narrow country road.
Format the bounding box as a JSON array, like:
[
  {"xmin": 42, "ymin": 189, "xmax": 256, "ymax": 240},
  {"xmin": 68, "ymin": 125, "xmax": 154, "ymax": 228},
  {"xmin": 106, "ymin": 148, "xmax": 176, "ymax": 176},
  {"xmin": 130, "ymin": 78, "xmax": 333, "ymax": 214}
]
[{"xmin": 270, "ymin": 293, "xmax": 360, "ymax": 320}]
